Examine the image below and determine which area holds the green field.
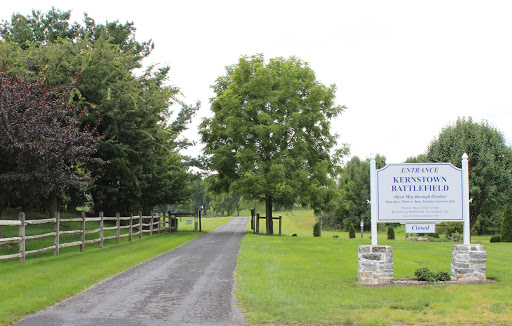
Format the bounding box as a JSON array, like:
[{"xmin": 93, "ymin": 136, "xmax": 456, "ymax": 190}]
[
  {"xmin": 2, "ymin": 210, "xmax": 510, "ymax": 326},
  {"xmin": 236, "ymin": 211, "xmax": 512, "ymax": 325},
  {"xmin": 0, "ymin": 214, "xmax": 232, "ymax": 326},
  {"xmin": 245, "ymin": 207, "xmax": 347, "ymax": 237}
]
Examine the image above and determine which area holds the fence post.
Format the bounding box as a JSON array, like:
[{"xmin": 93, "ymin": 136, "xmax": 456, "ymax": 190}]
[
  {"xmin": 54, "ymin": 211, "xmax": 60, "ymax": 256},
  {"xmin": 19, "ymin": 212, "xmax": 25, "ymax": 264},
  {"xmin": 138, "ymin": 211, "xmax": 143, "ymax": 239},
  {"xmin": 80, "ymin": 212, "xmax": 86, "ymax": 252},
  {"xmin": 157, "ymin": 213, "xmax": 161, "ymax": 235},
  {"xmin": 199, "ymin": 209, "xmax": 202, "ymax": 232},
  {"xmin": 129, "ymin": 213, "xmax": 133, "ymax": 242},
  {"xmin": 251, "ymin": 208, "xmax": 255, "ymax": 230},
  {"xmin": 162, "ymin": 212, "xmax": 165, "ymax": 233},
  {"xmin": 149, "ymin": 213, "xmax": 154, "ymax": 237},
  {"xmin": 256, "ymin": 213, "xmax": 260, "ymax": 234},
  {"xmin": 116, "ymin": 212, "xmax": 120, "ymax": 244},
  {"xmin": 194, "ymin": 210, "xmax": 198, "ymax": 232},
  {"xmin": 279, "ymin": 216, "xmax": 282, "ymax": 236},
  {"xmin": 99, "ymin": 211, "xmax": 104, "ymax": 248}
]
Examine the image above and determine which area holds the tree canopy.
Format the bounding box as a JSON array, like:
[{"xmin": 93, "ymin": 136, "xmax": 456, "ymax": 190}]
[
  {"xmin": 426, "ymin": 117, "xmax": 512, "ymax": 227},
  {"xmin": 0, "ymin": 66, "xmax": 100, "ymax": 215},
  {"xmin": 322, "ymin": 154, "xmax": 386, "ymax": 230},
  {"xmin": 200, "ymin": 54, "xmax": 346, "ymax": 234},
  {"xmin": 0, "ymin": 9, "xmax": 196, "ymax": 215}
]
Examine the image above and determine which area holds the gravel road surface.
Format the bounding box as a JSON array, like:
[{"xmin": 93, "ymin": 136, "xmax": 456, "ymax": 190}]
[{"xmin": 15, "ymin": 216, "xmax": 248, "ymax": 326}]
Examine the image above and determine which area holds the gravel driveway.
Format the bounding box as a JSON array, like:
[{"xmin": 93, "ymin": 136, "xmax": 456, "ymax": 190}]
[{"xmin": 15, "ymin": 216, "xmax": 248, "ymax": 326}]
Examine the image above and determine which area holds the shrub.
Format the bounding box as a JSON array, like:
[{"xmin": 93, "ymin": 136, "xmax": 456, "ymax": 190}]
[
  {"xmin": 414, "ymin": 267, "xmax": 436, "ymax": 282},
  {"xmin": 313, "ymin": 222, "xmax": 321, "ymax": 237},
  {"xmin": 348, "ymin": 224, "xmax": 356, "ymax": 238},
  {"xmin": 436, "ymin": 271, "xmax": 451, "ymax": 281},
  {"xmin": 501, "ymin": 207, "xmax": 512, "ymax": 242},
  {"xmin": 446, "ymin": 223, "xmax": 463, "ymax": 237},
  {"xmin": 429, "ymin": 232, "xmax": 440, "ymax": 238},
  {"xmin": 490, "ymin": 235, "xmax": 501, "ymax": 243},
  {"xmin": 415, "ymin": 267, "xmax": 451, "ymax": 282},
  {"xmin": 449, "ymin": 232, "xmax": 463, "ymax": 242},
  {"xmin": 387, "ymin": 226, "xmax": 395, "ymax": 240}
]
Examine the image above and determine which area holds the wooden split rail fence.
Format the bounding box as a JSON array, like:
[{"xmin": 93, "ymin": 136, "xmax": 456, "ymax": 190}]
[{"xmin": 0, "ymin": 211, "xmax": 189, "ymax": 264}]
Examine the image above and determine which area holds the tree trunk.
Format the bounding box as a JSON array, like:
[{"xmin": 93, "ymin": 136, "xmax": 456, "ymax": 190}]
[
  {"xmin": 265, "ymin": 195, "xmax": 274, "ymax": 235},
  {"xmin": 49, "ymin": 192, "xmax": 58, "ymax": 219},
  {"xmin": 0, "ymin": 207, "xmax": 5, "ymax": 239}
]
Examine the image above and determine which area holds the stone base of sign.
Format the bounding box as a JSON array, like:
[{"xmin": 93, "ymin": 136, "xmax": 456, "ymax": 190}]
[
  {"xmin": 358, "ymin": 245, "xmax": 393, "ymax": 285},
  {"xmin": 390, "ymin": 278, "xmax": 494, "ymax": 286},
  {"xmin": 451, "ymin": 244, "xmax": 487, "ymax": 281}
]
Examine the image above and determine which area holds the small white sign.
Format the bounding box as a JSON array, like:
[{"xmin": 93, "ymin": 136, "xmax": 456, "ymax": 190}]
[
  {"xmin": 186, "ymin": 220, "xmax": 192, "ymax": 225},
  {"xmin": 406, "ymin": 223, "xmax": 436, "ymax": 233}
]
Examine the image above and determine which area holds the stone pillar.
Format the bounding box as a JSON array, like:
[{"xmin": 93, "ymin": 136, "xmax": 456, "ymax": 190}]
[
  {"xmin": 358, "ymin": 245, "xmax": 393, "ymax": 285},
  {"xmin": 451, "ymin": 244, "xmax": 487, "ymax": 281}
]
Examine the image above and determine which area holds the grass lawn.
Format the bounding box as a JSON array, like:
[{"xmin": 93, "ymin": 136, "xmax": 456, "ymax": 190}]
[
  {"xmin": 236, "ymin": 214, "xmax": 512, "ymax": 325},
  {"xmin": 0, "ymin": 214, "xmax": 232, "ymax": 326},
  {"xmin": 246, "ymin": 207, "xmax": 347, "ymax": 237}
]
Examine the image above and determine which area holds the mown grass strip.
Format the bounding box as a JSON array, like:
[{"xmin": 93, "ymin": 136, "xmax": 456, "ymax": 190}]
[
  {"xmin": 0, "ymin": 215, "xmax": 232, "ymax": 326},
  {"xmin": 236, "ymin": 233, "xmax": 512, "ymax": 325}
]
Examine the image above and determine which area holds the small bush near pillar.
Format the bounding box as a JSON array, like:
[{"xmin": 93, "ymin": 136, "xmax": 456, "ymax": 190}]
[
  {"xmin": 490, "ymin": 235, "xmax": 501, "ymax": 243},
  {"xmin": 313, "ymin": 222, "xmax": 321, "ymax": 237},
  {"xmin": 501, "ymin": 207, "xmax": 512, "ymax": 242},
  {"xmin": 414, "ymin": 267, "xmax": 450, "ymax": 282},
  {"xmin": 348, "ymin": 224, "xmax": 356, "ymax": 238},
  {"xmin": 387, "ymin": 226, "xmax": 395, "ymax": 240}
]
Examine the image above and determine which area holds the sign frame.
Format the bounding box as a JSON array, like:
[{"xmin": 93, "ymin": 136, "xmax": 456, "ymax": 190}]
[
  {"xmin": 370, "ymin": 154, "xmax": 470, "ymax": 245},
  {"xmin": 375, "ymin": 162, "xmax": 464, "ymax": 223}
]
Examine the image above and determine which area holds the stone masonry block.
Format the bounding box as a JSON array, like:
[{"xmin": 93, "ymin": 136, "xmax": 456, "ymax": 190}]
[
  {"xmin": 358, "ymin": 245, "xmax": 394, "ymax": 285},
  {"xmin": 371, "ymin": 246, "xmax": 388, "ymax": 253},
  {"xmin": 361, "ymin": 253, "xmax": 383, "ymax": 261},
  {"xmin": 358, "ymin": 246, "xmax": 371, "ymax": 254}
]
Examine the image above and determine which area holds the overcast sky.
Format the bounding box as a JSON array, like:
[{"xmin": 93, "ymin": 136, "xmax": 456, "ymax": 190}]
[{"xmin": 3, "ymin": 0, "xmax": 512, "ymax": 163}]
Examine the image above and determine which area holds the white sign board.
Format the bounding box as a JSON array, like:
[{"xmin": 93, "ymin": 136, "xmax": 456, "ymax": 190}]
[
  {"xmin": 370, "ymin": 155, "xmax": 471, "ymax": 245},
  {"xmin": 186, "ymin": 220, "xmax": 192, "ymax": 225},
  {"xmin": 405, "ymin": 223, "xmax": 436, "ymax": 233},
  {"xmin": 376, "ymin": 163, "xmax": 463, "ymax": 223}
]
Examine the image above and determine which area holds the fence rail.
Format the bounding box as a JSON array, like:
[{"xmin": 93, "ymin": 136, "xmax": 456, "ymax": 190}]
[{"xmin": 0, "ymin": 211, "xmax": 196, "ymax": 264}]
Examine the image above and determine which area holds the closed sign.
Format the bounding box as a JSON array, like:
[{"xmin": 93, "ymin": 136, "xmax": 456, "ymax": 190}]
[{"xmin": 405, "ymin": 223, "xmax": 436, "ymax": 233}]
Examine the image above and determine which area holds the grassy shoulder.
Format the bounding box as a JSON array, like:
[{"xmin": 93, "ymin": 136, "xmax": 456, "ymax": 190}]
[
  {"xmin": 0, "ymin": 215, "xmax": 232, "ymax": 326},
  {"xmin": 236, "ymin": 231, "xmax": 512, "ymax": 325}
]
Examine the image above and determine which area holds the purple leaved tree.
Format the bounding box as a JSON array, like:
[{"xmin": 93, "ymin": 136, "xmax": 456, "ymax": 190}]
[{"xmin": 0, "ymin": 63, "xmax": 101, "ymax": 222}]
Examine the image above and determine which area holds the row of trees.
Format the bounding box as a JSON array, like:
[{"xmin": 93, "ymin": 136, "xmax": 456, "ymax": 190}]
[
  {"xmin": 0, "ymin": 9, "xmax": 197, "ymax": 218},
  {"xmin": 322, "ymin": 117, "xmax": 512, "ymax": 235},
  {"xmin": 2, "ymin": 9, "xmax": 511, "ymax": 237},
  {"xmin": 170, "ymin": 175, "xmax": 259, "ymax": 217},
  {"xmin": 197, "ymin": 54, "xmax": 512, "ymax": 235}
]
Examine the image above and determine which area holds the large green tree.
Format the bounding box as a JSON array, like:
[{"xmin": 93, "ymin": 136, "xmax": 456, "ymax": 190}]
[
  {"xmin": 200, "ymin": 55, "xmax": 345, "ymax": 234},
  {"xmin": 426, "ymin": 117, "xmax": 512, "ymax": 227},
  {"xmin": 0, "ymin": 67, "xmax": 100, "ymax": 220},
  {"xmin": 323, "ymin": 155, "xmax": 386, "ymax": 230},
  {"xmin": 0, "ymin": 9, "xmax": 196, "ymax": 215}
]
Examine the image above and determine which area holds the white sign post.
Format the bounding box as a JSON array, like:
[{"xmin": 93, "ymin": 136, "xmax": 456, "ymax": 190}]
[
  {"xmin": 370, "ymin": 158, "xmax": 378, "ymax": 245},
  {"xmin": 361, "ymin": 154, "xmax": 481, "ymax": 285},
  {"xmin": 370, "ymin": 154, "xmax": 471, "ymax": 245}
]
